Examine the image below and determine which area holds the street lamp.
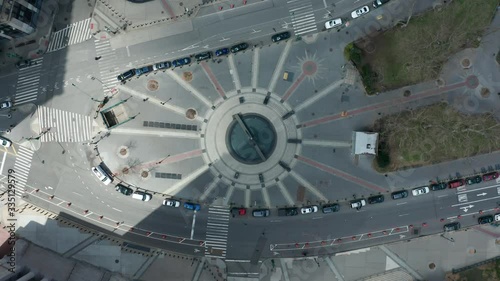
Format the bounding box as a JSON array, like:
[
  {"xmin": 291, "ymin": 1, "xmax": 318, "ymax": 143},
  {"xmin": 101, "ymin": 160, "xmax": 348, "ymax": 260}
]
[
  {"xmin": 156, "ymin": 155, "xmax": 170, "ymax": 165},
  {"xmin": 71, "ymin": 83, "xmax": 102, "ymax": 102},
  {"xmin": 0, "ymin": 113, "xmax": 11, "ymax": 119}
]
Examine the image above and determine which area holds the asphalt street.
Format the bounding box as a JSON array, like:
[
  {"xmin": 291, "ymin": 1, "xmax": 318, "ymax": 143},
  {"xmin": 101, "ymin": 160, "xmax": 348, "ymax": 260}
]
[{"xmin": 1, "ymin": 0, "xmax": 499, "ymax": 263}]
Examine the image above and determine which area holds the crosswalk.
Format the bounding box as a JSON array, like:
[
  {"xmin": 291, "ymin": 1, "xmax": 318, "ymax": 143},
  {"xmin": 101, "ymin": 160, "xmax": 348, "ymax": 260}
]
[
  {"xmin": 205, "ymin": 206, "xmax": 230, "ymax": 258},
  {"xmin": 12, "ymin": 146, "xmax": 34, "ymax": 198},
  {"xmin": 95, "ymin": 39, "xmax": 121, "ymax": 96},
  {"xmin": 14, "ymin": 57, "xmax": 44, "ymax": 105},
  {"xmin": 37, "ymin": 106, "xmax": 93, "ymax": 143},
  {"xmin": 287, "ymin": 0, "xmax": 317, "ymax": 36},
  {"xmin": 47, "ymin": 18, "xmax": 93, "ymax": 53}
]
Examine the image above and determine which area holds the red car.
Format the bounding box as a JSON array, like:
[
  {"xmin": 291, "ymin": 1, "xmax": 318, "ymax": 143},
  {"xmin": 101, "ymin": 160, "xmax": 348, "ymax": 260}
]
[
  {"xmin": 448, "ymin": 179, "xmax": 465, "ymax": 189},
  {"xmin": 231, "ymin": 208, "xmax": 247, "ymax": 216},
  {"xmin": 483, "ymin": 172, "xmax": 499, "ymax": 181}
]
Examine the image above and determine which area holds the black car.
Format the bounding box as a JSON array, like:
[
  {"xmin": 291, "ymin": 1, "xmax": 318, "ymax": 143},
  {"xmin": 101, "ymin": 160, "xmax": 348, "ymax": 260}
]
[
  {"xmin": 230, "ymin": 43, "xmax": 249, "ymax": 53},
  {"xmin": 443, "ymin": 222, "xmax": 460, "ymax": 232},
  {"xmin": 391, "ymin": 190, "xmax": 408, "ymax": 200},
  {"xmin": 368, "ymin": 195, "xmax": 384, "ymax": 204},
  {"xmin": 15, "ymin": 59, "xmax": 38, "ymax": 69},
  {"xmin": 322, "ymin": 204, "xmax": 340, "ymax": 214},
  {"xmin": 430, "ymin": 182, "xmax": 447, "ymax": 191},
  {"xmin": 153, "ymin": 61, "xmax": 171, "ymax": 71},
  {"xmin": 117, "ymin": 69, "xmax": 135, "ymax": 82},
  {"xmin": 278, "ymin": 207, "xmax": 299, "ymax": 216},
  {"xmin": 271, "ymin": 32, "xmax": 291, "ymax": 42},
  {"xmin": 465, "ymin": 175, "xmax": 482, "ymax": 185},
  {"xmin": 115, "ymin": 184, "xmax": 133, "ymax": 196},
  {"xmin": 478, "ymin": 215, "xmax": 494, "ymax": 224},
  {"xmin": 195, "ymin": 52, "xmax": 212, "ymax": 61},
  {"xmin": 135, "ymin": 65, "xmax": 153, "ymax": 76},
  {"xmin": 252, "ymin": 209, "xmax": 270, "ymax": 217}
]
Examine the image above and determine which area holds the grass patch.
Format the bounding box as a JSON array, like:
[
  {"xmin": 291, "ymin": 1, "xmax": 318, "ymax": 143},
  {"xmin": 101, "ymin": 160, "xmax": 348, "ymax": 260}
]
[
  {"xmin": 351, "ymin": 0, "xmax": 498, "ymax": 92},
  {"xmin": 373, "ymin": 103, "xmax": 500, "ymax": 172}
]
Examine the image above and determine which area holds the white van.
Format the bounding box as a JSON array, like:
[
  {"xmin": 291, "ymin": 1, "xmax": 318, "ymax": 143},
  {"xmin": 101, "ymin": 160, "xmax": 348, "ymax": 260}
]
[
  {"xmin": 132, "ymin": 191, "xmax": 152, "ymax": 202},
  {"xmin": 91, "ymin": 165, "xmax": 113, "ymax": 185}
]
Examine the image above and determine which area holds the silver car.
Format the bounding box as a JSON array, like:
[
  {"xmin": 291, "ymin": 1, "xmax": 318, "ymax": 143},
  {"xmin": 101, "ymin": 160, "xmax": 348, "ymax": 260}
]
[{"xmin": 351, "ymin": 6, "xmax": 369, "ymax": 19}]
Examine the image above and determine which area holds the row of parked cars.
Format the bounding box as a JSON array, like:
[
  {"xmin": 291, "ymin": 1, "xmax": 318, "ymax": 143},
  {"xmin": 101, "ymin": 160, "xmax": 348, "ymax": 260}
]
[
  {"xmin": 444, "ymin": 213, "xmax": 500, "ymax": 232},
  {"xmin": 324, "ymin": 0, "xmax": 390, "ymax": 30},
  {"xmin": 116, "ymin": 31, "xmax": 292, "ymax": 83}
]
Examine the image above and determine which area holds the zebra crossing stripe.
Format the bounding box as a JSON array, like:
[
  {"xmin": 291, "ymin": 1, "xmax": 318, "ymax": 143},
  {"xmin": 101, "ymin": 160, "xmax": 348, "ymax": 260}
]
[
  {"xmin": 13, "ymin": 146, "xmax": 34, "ymax": 196},
  {"xmin": 47, "ymin": 18, "xmax": 92, "ymax": 53},
  {"xmin": 205, "ymin": 207, "xmax": 230, "ymax": 258},
  {"xmin": 95, "ymin": 39, "xmax": 121, "ymax": 95},
  {"xmin": 38, "ymin": 106, "xmax": 93, "ymax": 143},
  {"xmin": 14, "ymin": 58, "xmax": 43, "ymax": 106},
  {"xmin": 287, "ymin": 0, "xmax": 318, "ymax": 36}
]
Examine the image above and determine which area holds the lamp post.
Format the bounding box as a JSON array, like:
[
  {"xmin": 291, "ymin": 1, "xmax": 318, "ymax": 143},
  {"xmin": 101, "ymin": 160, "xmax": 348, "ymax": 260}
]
[
  {"xmin": 156, "ymin": 155, "xmax": 170, "ymax": 165},
  {"xmin": 0, "ymin": 113, "xmax": 11, "ymax": 119},
  {"xmin": 71, "ymin": 83, "xmax": 102, "ymax": 102}
]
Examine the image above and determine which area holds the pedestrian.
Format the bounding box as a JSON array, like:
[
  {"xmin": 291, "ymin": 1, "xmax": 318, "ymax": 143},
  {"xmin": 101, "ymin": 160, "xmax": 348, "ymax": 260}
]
[
  {"xmin": 143, "ymin": 98, "xmax": 149, "ymax": 102},
  {"xmin": 95, "ymin": 56, "xmax": 102, "ymax": 60},
  {"xmin": 273, "ymin": 28, "xmax": 276, "ymax": 32}
]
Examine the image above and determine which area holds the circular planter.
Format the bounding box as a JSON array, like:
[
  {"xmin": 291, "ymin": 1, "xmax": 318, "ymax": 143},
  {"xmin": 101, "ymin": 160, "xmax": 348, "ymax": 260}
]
[
  {"xmin": 461, "ymin": 58, "xmax": 472, "ymax": 69},
  {"xmin": 147, "ymin": 80, "xmax": 159, "ymax": 91},
  {"xmin": 183, "ymin": 72, "xmax": 193, "ymax": 82},
  {"xmin": 186, "ymin": 108, "xmax": 197, "ymax": 120},
  {"xmin": 140, "ymin": 169, "xmax": 151, "ymax": 180},
  {"xmin": 122, "ymin": 166, "xmax": 130, "ymax": 175},
  {"xmin": 117, "ymin": 146, "xmax": 129, "ymax": 158},
  {"xmin": 436, "ymin": 78, "xmax": 445, "ymax": 88},
  {"xmin": 403, "ymin": 90, "xmax": 411, "ymax": 97}
]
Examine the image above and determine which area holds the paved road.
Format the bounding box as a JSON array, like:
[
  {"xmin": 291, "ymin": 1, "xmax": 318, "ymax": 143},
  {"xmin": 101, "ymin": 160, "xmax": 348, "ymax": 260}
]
[{"xmin": 1, "ymin": 0, "xmax": 499, "ymax": 263}]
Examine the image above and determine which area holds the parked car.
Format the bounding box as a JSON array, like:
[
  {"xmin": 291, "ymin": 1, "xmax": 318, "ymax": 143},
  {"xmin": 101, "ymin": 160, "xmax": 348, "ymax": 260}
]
[
  {"xmin": 350, "ymin": 199, "xmax": 366, "ymax": 209},
  {"xmin": 412, "ymin": 186, "xmax": 430, "ymax": 196},
  {"xmin": 373, "ymin": 0, "xmax": 390, "ymax": 8},
  {"xmin": 448, "ymin": 179, "xmax": 465, "ymax": 189},
  {"xmin": 135, "ymin": 65, "xmax": 153, "ymax": 76},
  {"xmin": 301, "ymin": 205, "xmax": 318, "ymax": 214},
  {"xmin": 195, "ymin": 52, "xmax": 212, "ymax": 61},
  {"xmin": 322, "ymin": 204, "xmax": 340, "ymax": 213},
  {"xmin": 132, "ymin": 191, "xmax": 152, "ymax": 202},
  {"xmin": 0, "ymin": 137, "xmax": 12, "ymax": 148},
  {"xmin": 230, "ymin": 43, "xmax": 249, "ymax": 53},
  {"xmin": 465, "ymin": 175, "xmax": 482, "ymax": 185},
  {"xmin": 215, "ymin": 48, "xmax": 230, "ymax": 57},
  {"xmin": 495, "ymin": 213, "xmax": 500, "ymax": 221},
  {"xmin": 252, "ymin": 209, "xmax": 270, "ymax": 217},
  {"xmin": 430, "ymin": 182, "xmax": 447, "ymax": 191},
  {"xmin": 117, "ymin": 69, "xmax": 135, "ymax": 82},
  {"xmin": 0, "ymin": 101, "xmax": 12, "ymax": 110},
  {"xmin": 271, "ymin": 32, "xmax": 291, "ymax": 42},
  {"xmin": 15, "ymin": 59, "xmax": 37, "ymax": 69},
  {"xmin": 163, "ymin": 199, "xmax": 180, "ymax": 207},
  {"xmin": 325, "ymin": 18, "xmax": 342, "ymax": 29},
  {"xmin": 443, "ymin": 222, "xmax": 460, "ymax": 232},
  {"xmin": 115, "ymin": 184, "xmax": 133, "ymax": 196},
  {"xmin": 278, "ymin": 207, "xmax": 298, "ymax": 216},
  {"xmin": 153, "ymin": 61, "xmax": 171, "ymax": 71},
  {"xmin": 483, "ymin": 172, "xmax": 499, "ymax": 181},
  {"xmin": 478, "ymin": 215, "xmax": 494, "ymax": 224},
  {"xmin": 231, "ymin": 208, "xmax": 247, "ymax": 216},
  {"xmin": 91, "ymin": 165, "xmax": 113, "ymax": 185},
  {"xmin": 351, "ymin": 6, "xmax": 369, "ymax": 19},
  {"xmin": 172, "ymin": 57, "xmax": 191, "ymax": 67},
  {"xmin": 391, "ymin": 190, "xmax": 408, "ymax": 200},
  {"xmin": 368, "ymin": 195, "xmax": 384, "ymax": 204},
  {"xmin": 184, "ymin": 202, "xmax": 201, "ymax": 211}
]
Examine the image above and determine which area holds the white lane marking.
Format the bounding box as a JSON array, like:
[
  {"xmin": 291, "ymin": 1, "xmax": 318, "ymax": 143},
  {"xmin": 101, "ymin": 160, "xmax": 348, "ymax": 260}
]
[
  {"xmin": 457, "ymin": 183, "xmax": 500, "ymax": 194},
  {"xmin": 452, "ymin": 195, "xmax": 500, "ymax": 207},
  {"xmin": 399, "ymin": 213, "xmax": 409, "ymax": 217},
  {"xmin": 270, "ymin": 220, "xmax": 282, "ymax": 223},
  {"xmin": 437, "ymin": 194, "xmax": 448, "ymax": 198},
  {"xmin": 72, "ymin": 192, "xmax": 83, "ymax": 196},
  {"xmin": 397, "ymin": 202, "xmax": 408, "ymax": 205},
  {"xmin": 112, "ymin": 207, "xmax": 122, "ymax": 212},
  {"xmin": 190, "ymin": 211, "xmax": 197, "ymax": 239},
  {"xmin": 312, "ymin": 216, "xmax": 323, "ymax": 219},
  {"xmin": 126, "ymin": 46, "xmax": 130, "ymax": 57},
  {"xmin": 0, "ymin": 150, "xmax": 6, "ymax": 175}
]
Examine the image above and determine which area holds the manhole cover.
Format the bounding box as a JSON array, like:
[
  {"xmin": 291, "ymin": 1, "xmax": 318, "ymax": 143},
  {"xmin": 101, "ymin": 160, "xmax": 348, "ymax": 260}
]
[
  {"xmin": 147, "ymin": 80, "xmax": 159, "ymax": 91},
  {"xmin": 403, "ymin": 90, "xmax": 411, "ymax": 97},
  {"xmin": 429, "ymin": 263, "xmax": 435, "ymax": 270}
]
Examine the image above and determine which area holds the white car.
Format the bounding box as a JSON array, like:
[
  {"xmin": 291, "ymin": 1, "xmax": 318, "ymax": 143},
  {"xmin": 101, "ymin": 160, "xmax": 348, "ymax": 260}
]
[
  {"xmin": 163, "ymin": 199, "xmax": 180, "ymax": 207},
  {"xmin": 91, "ymin": 166, "xmax": 113, "ymax": 185},
  {"xmin": 412, "ymin": 186, "xmax": 430, "ymax": 196},
  {"xmin": 0, "ymin": 101, "xmax": 12, "ymax": 110},
  {"xmin": 0, "ymin": 137, "xmax": 12, "ymax": 147},
  {"xmin": 351, "ymin": 6, "xmax": 369, "ymax": 19},
  {"xmin": 325, "ymin": 18, "xmax": 342, "ymax": 29},
  {"xmin": 494, "ymin": 213, "xmax": 500, "ymax": 222},
  {"xmin": 350, "ymin": 199, "xmax": 366, "ymax": 209},
  {"xmin": 301, "ymin": 205, "xmax": 318, "ymax": 214}
]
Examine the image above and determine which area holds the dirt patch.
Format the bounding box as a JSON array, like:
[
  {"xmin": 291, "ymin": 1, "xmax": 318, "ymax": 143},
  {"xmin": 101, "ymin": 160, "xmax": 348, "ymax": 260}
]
[
  {"xmin": 351, "ymin": 0, "xmax": 498, "ymax": 94},
  {"xmin": 373, "ymin": 103, "xmax": 500, "ymax": 172},
  {"xmin": 446, "ymin": 260, "xmax": 500, "ymax": 281},
  {"xmin": 183, "ymin": 72, "xmax": 193, "ymax": 82}
]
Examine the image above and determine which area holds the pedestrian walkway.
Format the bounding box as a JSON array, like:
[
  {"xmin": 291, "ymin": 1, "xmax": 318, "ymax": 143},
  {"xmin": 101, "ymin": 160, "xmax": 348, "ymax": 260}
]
[
  {"xmin": 94, "ymin": 39, "xmax": 121, "ymax": 96},
  {"xmin": 12, "ymin": 146, "xmax": 34, "ymax": 198},
  {"xmin": 286, "ymin": 0, "xmax": 317, "ymax": 36},
  {"xmin": 205, "ymin": 206, "xmax": 230, "ymax": 259},
  {"xmin": 37, "ymin": 106, "xmax": 93, "ymax": 143},
  {"xmin": 13, "ymin": 57, "xmax": 44, "ymax": 106},
  {"xmin": 47, "ymin": 18, "xmax": 93, "ymax": 53}
]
